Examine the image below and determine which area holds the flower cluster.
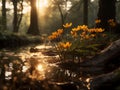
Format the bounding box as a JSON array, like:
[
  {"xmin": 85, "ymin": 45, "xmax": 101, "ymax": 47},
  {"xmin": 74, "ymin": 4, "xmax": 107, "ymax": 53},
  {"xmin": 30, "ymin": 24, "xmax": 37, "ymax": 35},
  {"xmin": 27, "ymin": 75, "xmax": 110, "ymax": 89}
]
[
  {"xmin": 95, "ymin": 19, "xmax": 101, "ymax": 24},
  {"xmin": 108, "ymin": 19, "xmax": 116, "ymax": 27},
  {"xmin": 48, "ymin": 29, "xmax": 63, "ymax": 40},
  {"xmin": 70, "ymin": 25, "xmax": 104, "ymax": 39},
  {"xmin": 58, "ymin": 42, "xmax": 72, "ymax": 49},
  {"xmin": 48, "ymin": 22, "xmax": 105, "ymax": 61}
]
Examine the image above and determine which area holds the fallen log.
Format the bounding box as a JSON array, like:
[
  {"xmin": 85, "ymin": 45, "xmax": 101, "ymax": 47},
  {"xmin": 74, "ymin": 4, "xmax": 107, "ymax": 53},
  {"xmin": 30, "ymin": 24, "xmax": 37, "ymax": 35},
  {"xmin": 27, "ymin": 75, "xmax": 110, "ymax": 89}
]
[
  {"xmin": 59, "ymin": 39, "xmax": 120, "ymax": 75},
  {"xmin": 80, "ymin": 38, "xmax": 120, "ymax": 67},
  {"xmin": 90, "ymin": 67, "xmax": 120, "ymax": 90}
]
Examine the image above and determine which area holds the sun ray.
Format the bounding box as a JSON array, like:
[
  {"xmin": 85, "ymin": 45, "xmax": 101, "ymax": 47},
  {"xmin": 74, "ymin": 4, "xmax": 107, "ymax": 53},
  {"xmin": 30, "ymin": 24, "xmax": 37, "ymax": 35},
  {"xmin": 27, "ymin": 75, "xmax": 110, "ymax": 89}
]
[
  {"xmin": 36, "ymin": 0, "xmax": 49, "ymax": 9},
  {"xmin": 36, "ymin": 0, "xmax": 50, "ymax": 16}
]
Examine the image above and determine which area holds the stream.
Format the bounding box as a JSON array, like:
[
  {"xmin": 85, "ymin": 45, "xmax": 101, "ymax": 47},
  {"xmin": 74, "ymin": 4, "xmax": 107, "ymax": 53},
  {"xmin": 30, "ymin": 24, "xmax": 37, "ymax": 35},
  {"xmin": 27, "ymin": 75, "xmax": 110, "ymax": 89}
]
[{"xmin": 0, "ymin": 44, "xmax": 90, "ymax": 90}]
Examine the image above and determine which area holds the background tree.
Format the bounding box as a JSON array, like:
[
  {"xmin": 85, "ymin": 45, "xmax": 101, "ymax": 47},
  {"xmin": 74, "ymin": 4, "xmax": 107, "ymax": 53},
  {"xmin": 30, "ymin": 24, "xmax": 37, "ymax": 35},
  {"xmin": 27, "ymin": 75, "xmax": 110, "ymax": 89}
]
[
  {"xmin": 12, "ymin": 0, "xmax": 23, "ymax": 33},
  {"xmin": 52, "ymin": 0, "xmax": 72, "ymax": 28},
  {"xmin": 2, "ymin": 0, "xmax": 7, "ymax": 31},
  {"xmin": 97, "ymin": 0, "xmax": 116, "ymax": 31},
  {"xmin": 83, "ymin": 0, "xmax": 89, "ymax": 25},
  {"xmin": 27, "ymin": 0, "xmax": 40, "ymax": 35},
  {"xmin": 52, "ymin": 0, "xmax": 84, "ymax": 28}
]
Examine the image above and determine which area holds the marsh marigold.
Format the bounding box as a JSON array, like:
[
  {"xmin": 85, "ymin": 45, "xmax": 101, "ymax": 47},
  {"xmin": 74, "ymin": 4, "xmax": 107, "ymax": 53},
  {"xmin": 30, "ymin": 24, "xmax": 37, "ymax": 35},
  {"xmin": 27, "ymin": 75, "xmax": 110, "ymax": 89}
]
[
  {"xmin": 108, "ymin": 19, "xmax": 116, "ymax": 27},
  {"xmin": 63, "ymin": 23, "xmax": 72, "ymax": 28},
  {"xmin": 58, "ymin": 42, "xmax": 72, "ymax": 49},
  {"xmin": 95, "ymin": 19, "xmax": 101, "ymax": 24}
]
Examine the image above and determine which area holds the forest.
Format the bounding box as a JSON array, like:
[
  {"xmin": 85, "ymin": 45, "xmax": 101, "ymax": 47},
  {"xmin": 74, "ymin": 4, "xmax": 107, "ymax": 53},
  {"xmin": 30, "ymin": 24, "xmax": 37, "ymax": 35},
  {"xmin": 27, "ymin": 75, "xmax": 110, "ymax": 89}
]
[{"xmin": 0, "ymin": 0, "xmax": 120, "ymax": 90}]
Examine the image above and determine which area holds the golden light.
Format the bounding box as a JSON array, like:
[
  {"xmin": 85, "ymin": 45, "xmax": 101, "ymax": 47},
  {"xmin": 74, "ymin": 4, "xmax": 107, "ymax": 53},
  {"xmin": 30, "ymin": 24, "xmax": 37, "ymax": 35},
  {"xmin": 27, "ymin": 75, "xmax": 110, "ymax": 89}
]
[
  {"xmin": 22, "ymin": 2, "xmax": 31, "ymax": 14},
  {"xmin": 36, "ymin": 0, "xmax": 49, "ymax": 9},
  {"xmin": 36, "ymin": 64, "xmax": 44, "ymax": 71},
  {"xmin": 35, "ymin": 63, "xmax": 46, "ymax": 80},
  {"xmin": 36, "ymin": 0, "xmax": 50, "ymax": 16},
  {"xmin": 91, "ymin": 0, "xmax": 94, "ymax": 2}
]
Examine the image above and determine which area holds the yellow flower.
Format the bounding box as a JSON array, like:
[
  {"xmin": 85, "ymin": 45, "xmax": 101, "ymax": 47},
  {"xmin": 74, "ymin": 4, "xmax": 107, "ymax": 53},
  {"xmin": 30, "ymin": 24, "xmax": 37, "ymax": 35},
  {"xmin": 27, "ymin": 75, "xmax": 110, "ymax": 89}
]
[
  {"xmin": 59, "ymin": 42, "xmax": 72, "ymax": 49},
  {"xmin": 90, "ymin": 34, "xmax": 96, "ymax": 38},
  {"xmin": 108, "ymin": 19, "xmax": 116, "ymax": 27},
  {"xmin": 88, "ymin": 29, "xmax": 95, "ymax": 33},
  {"xmin": 85, "ymin": 35, "xmax": 90, "ymax": 39},
  {"xmin": 48, "ymin": 35, "xmax": 57, "ymax": 40},
  {"xmin": 108, "ymin": 19, "xmax": 114, "ymax": 23},
  {"xmin": 71, "ymin": 31, "xmax": 78, "ymax": 38},
  {"xmin": 57, "ymin": 29, "xmax": 63, "ymax": 34},
  {"xmin": 72, "ymin": 25, "xmax": 81, "ymax": 31},
  {"xmin": 52, "ymin": 32, "xmax": 58, "ymax": 36},
  {"xmin": 80, "ymin": 32, "xmax": 86, "ymax": 39},
  {"xmin": 95, "ymin": 19, "xmax": 101, "ymax": 24},
  {"xmin": 72, "ymin": 28, "xmax": 79, "ymax": 32},
  {"xmin": 90, "ymin": 28, "xmax": 104, "ymax": 33},
  {"xmin": 81, "ymin": 31, "xmax": 86, "ymax": 36},
  {"xmin": 102, "ymin": 34, "xmax": 107, "ymax": 37},
  {"xmin": 97, "ymin": 28, "xmax": 104, "ymax": 32},
  {"xmin": 64, "ymin": 42, "xmax": 72, "ymax": 48},
  {"xmin": 48, "ymin": 30, "xmax": 62, "ymax": 40},
  {"xmin": 63, "ymin": 23, "xmax": 72, "ymax": 28},
  {"xmin": 81, "ymin": 25, "xmax": 88, "ymax": 31}
]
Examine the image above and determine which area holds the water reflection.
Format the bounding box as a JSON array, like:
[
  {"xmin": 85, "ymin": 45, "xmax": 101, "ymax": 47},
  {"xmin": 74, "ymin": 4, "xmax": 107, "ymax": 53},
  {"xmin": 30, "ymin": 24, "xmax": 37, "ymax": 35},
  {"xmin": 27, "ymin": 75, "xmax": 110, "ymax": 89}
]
[
  {"xmin": 1, "ymin": 44, "xmax": 79, "ymax": 81},
  {"xmin": 0, "ymin": 44, "xmax": 90, "ymax": 90}
]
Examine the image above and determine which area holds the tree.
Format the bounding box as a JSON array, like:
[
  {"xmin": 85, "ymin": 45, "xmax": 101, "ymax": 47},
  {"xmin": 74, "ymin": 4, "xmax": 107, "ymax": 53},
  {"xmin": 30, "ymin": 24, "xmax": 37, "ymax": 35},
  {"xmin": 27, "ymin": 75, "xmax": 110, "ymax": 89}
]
[
  {"xmin": 97, "ymin": 0, "xmax": 116, "ymax": 31},
  {"xmin": 52, "ymin": 0, "xmax": 80, "ymax": 28},
  {"xmin": 2, "ymin": 0, "xmax": 7, "ymax": 31},
  {"xmin": 53, "ymin": 0, "xmax": 70, "ymax": 28},
  {"xmin": 27, "ymin": 0, "xmax": 40, "ymax": 35},
  {"xmin": 12, "ymin": 0, "xmax": 23, "ymax": 33},
  {"xmin": 83, "ymin": 0, "xmax": 89, "ymax": 25}
]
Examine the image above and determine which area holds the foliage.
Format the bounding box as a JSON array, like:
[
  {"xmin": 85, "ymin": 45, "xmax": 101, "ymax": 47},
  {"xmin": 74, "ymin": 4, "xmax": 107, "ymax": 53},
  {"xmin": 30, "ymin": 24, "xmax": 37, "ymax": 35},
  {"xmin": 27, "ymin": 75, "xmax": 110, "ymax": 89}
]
[{"xmin": 48, "ymin": 22, "xmax": 105, "ymax": 62}]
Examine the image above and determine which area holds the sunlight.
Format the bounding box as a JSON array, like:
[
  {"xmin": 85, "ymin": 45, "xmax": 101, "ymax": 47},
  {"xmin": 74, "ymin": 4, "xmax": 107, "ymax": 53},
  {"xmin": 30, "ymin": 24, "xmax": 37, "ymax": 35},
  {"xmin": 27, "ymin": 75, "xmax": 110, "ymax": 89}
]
[
  {"xmin": 36, "ymin": 0, "xmax": 49, "ymax": 9},
  {"xmin": 65, "ymin": 1, "xmax": 72, "ymax": 11},
  {"xmin": 36, "ymin": 64, "xmax": 44, "ymax": 71},
  {"xmin": 90, "ymin": 0, "xmax": 94, "ymax": 2},
  {"xmin": 5, "ymin": 71, "xmax": 12, "ymax": 80},
  {"xmin": 36, "ymin": 0, "xmax": 49, "ymax": 15},
  {"xmin": 6, "ymin": 2, "xmax": 13, "ymax": 9},
  {"xmin": 35, "ymin": 63, "xmax": 46, "ymax": 80},
  {"xmin": 22, "ymin": 2, "xmax": 31, "ymax": 14}
]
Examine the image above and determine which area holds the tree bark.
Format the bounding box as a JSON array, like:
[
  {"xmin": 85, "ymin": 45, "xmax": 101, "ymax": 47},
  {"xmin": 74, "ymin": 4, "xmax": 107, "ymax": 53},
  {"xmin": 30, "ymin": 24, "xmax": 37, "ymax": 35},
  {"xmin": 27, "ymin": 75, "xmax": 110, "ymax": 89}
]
[
  {"xmin": 97, "ymin": 0, "xmax": 116, "ymax": 31},
  {"xmin": 78, "ymin": 39, "xmax": 120, "ymax": 90},
  {"xmin": 90, "ymin": 67, "xmax": 120, "ymax": 90},
  {"xmin": 13, "ymin": 1, "xmax": 18, "ymax": 33},
  {"xmin": 80, "ymin": 38, "xmax": 120, "ymax": 67},
  {"xmin": 83, "ymin": 0, "xmax": 88, "ymax": 25},
  {"xmin": 2, "ymin": 0, "xmax": 7, "ymax": 30},
  {"xmin": 27, "ymin": 0, "xmax": 40, "ymax": 35}
]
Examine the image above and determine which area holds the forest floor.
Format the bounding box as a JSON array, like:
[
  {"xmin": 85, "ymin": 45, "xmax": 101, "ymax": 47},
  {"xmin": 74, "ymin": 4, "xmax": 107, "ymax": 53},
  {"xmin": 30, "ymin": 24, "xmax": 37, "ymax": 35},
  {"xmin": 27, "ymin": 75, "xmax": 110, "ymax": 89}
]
[{"xmin": 0, "ymin": 34, "xmax": 119, "ymax": 90}]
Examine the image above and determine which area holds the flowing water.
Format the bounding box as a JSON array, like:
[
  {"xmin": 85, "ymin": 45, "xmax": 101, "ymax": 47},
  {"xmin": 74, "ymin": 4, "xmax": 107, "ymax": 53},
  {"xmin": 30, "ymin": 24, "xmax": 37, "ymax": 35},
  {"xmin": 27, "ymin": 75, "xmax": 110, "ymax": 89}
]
[{"xmin": 0, "ymin": 44, "xmax": 90, "ymax": 90}]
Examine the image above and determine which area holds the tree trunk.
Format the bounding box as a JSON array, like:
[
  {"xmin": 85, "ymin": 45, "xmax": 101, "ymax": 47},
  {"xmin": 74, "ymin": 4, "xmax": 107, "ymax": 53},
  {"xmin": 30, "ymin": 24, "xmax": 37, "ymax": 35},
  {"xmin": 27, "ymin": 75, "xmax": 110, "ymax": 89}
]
[
  {"xmin": 80, "ymin": 39, "xmax": 120, "ymax": 67},
  {"xmin": 83, "ymin": 0, "xmax": 88, "ymax": 25},
  {"xmin": 57, "ymin": 4, "xmax": 65, "ymax": 28},
  {"xmin": 17, "ymin": 0, "xmax": 23, "ymax": 33},
  {"xmin": 90, "ymin": 67, "xmax": 120, "ymax": 90},
  {"xmin": 12, "ymin": 0, "xmax": 23, "ymax": 33},
  {"xmin": 97, "ymin": 0, "xmax": 116, "ymax": 31},
  {"xmin": 13, "ymin": 1, "xmax": 18, "ymax": 33},
  {"xmin": 2, "ymin": 0, "xmax": 7, "ymax": 31},
  {"xmin": 27, "ymin": 0, "xmax": 40, "ymax": 35},
  {"xmin": 79, "ymin": 39, "xmax": 120, "ymax": 90}
]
